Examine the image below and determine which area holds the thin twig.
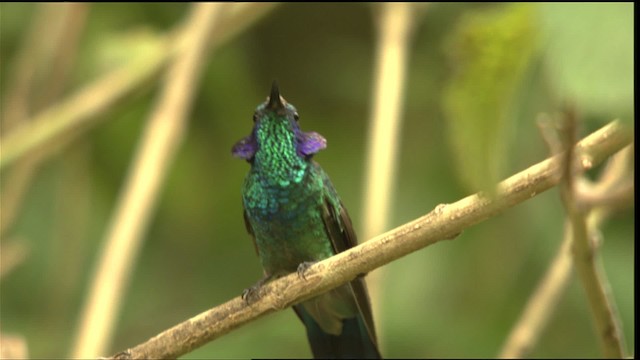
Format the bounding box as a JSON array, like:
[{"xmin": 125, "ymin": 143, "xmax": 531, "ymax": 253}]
[
  {"xmin": 70, "ymin": 4, "xmax": 223, "ymax": 358},
  {"xmin": 0, "ymin": 4, "xmax": 278, "ymax": 171},
  {"xmin": 0, "ymin": 238, "xmax": 30, "ymax": 279},
  {"xmin": 0, "ymin": 3, "xmax": 53, "ymax": 237},
  {"xmin": 107, "ymin": 120, "xmax": 631, "ymax": 360},
  {"xmin": 1, "ymin": 3, "xmax": 52, "ymax": 130},
  {"xmin": 361, "ymin": 2, "xmax": 425, "ymax": 342},
  {"xmin": 557, "ymin": 109, "xmax": 626, "ymax": 358},
  {"xmin": 362, "ymin": 3, "xmax": 422, "ymax": 240},
  {"xmin": 500, "ymin": 220, "xmax": 575, "ymax": 358},
  {"xmin": 500, "ymin": 117, "xmax": 633, "ymax": 358},
  {"xmin": 498, "ymin": 114, "xmax": 577, "ymax": 358},
  {"xmin": 0, "ymin": 3, "xmax": 89, "ymax": 237},
  {"xmin": 35, "ymin": 4, "xmax": 90, "ymax": 111},
  {"xmin": 0, "ymin": 333, "xmax": 29, "ymax": 359},
  {"xmin": 578, "ymin": 145, "xmax": 634, "ymax": 212},
  {"xmin": 0, "ymin": 33, "xmax": 171, "ymax": 171}
]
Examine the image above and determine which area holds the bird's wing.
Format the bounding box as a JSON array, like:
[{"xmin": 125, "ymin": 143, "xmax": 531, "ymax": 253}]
[
  {"xmin": 243, "ymin": 207, "xmax": 259, "ymax": 255},
  {"xmin": 321, "ymin": 190, "xmax": 378, "ymax": 346}
]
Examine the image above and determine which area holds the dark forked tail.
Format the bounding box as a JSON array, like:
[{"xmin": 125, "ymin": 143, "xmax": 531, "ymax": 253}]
[{"xmin": 294, "ymin": 305, "xmax": 382, "ymax": 359}]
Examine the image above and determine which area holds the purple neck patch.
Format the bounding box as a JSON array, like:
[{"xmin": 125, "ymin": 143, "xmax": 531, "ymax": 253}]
[
  {"xmin": 297, "ymin": 130, "xmax": 326, "ymax": 156},
  {"xmin": 232, "ymin": 126, "xmax": 326, "ymax": 160},
  {"xmin": 232, "ymin": 135, "xmax": 257, "ymax": 160}
]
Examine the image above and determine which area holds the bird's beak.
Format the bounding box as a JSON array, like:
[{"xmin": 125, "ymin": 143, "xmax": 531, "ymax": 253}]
[{"xmin": 267, "ymin": 81, "xmax": 286, "ymax": 112}]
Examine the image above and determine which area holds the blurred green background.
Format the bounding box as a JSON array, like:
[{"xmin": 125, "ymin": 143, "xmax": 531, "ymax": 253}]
[{"xmin": 0, "ymin": 3, "xmax": 633, "ymax": 358}]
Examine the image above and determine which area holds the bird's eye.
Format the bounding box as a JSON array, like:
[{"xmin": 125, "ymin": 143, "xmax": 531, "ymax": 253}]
[
  {"xmin": 252, "ymin": 113, "xmax": 258, "ymax": 122},
  {"xmin": 293, "ymin": 112, "xmax": 299, "ymax": 121}
]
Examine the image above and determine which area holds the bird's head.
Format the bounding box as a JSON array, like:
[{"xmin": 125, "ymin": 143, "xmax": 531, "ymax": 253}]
[{"xmin": 232, "ymin": 82, "xmax": 326, "ymax": 162}]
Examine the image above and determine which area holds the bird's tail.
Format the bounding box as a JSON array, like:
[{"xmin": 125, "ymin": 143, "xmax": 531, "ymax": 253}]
[{"xmin": 294, "ymin": 305, "xmax": 382, "ymax": 359}]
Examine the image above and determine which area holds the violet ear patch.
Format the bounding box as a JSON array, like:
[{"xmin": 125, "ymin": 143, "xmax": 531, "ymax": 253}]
[
  {"xmin": 298, "ymin": 131, "xmax": 327, "ymax": 156},
  {"xmin": 232, "ymin": 136, "xmax": 257, "ymax": 159}
]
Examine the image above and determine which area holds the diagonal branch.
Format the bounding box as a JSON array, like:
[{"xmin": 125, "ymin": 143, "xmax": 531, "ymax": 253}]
[
  {"xmin": 558, "ymin": 110, "xmax": 626, "ymax": 358},
  {"xmin": 498, "ymin": 220, "xmax": 574, "ymax": 358},
  {"xmin": 500, "ymin": 118, "xmax": 633, "ymax": 358},
  {"xmin": 70, "ymin": 4, "xmax": 223, "ymax": 358},
  {"xmin": 0, "ymin": 3, "xmax": 278, "ymax": 172},
  {"xmin": 362, "ymin": 1, "xmax": 426, "ymax": 342},
  {"xmin": 0, "ymin": 3, "xmax": 90, "ymax": 237},
  {"xmin": 0, "ymin": 32, "xmax": 172, "ymax": 171},
  {"xmin": 362, "ymin": 2, "xmax": 423, "ymax": 241},
  {"xmin": 108, "ymin": 120, "xmax": 632, "ymax": 360}
]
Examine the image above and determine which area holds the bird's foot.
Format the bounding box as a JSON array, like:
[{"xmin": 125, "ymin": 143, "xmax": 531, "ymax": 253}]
[
  {"xmin": 296, "ymin": 261, "xmax": 317, "ymax": 281},
  {"xmin": 242, "ymin": 275, "xmax": 273, "ymax": 304}
]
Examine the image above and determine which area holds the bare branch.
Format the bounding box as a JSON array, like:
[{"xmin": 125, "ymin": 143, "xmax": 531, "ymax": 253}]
[
  {"xmin": 0, "ymin": 3, "xmax": 89, "ymax": 237},
  {"xmin": 362, "ymin": 2, "xmax": 423, "ymax": 241},
  {"xmin": 108, "ymin": 120, "xmax": 632, "ymax": 360},
  {"xmin": 0, "ymin": 33, "xmax": 172, "ymax": 171},
  {"xmin": 363, "ymin": 2, "xmax": 426, "ymax": 341},
  {"xmin": 499, "ymin": 112, "xmax": 578, "ymax": 359},
  {"xmin": 0, "ymin": 238, "xmax": 30, "ymax": 279},
  {"xmin": 0, "ymin": 333, "xmax": 29, "ymax": 359},
  {"xmin": 557, "ymin": 109, "xmax": 626, "ymax": 358},
  {"xmin": 0, "ymin": 4, "xmax": 278, "ymax": 171},
  {"xmin": 500, "ymin": 119, "xmax": 633, "ymax": 358},
  {"xmin": 499, "ymin": 221, "xmax": 574, "ymax": 358},
  {"xmin": 71, "ymin": 4, "xmax": 223, "ymax": 358},
  {"xmin": 578, "ymin": 145, "xmax": 634, "ymax": 213}
]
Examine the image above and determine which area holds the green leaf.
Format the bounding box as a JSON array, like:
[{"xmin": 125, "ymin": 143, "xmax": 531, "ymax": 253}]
[
  {"xmin": 443, "ymin": 3, "xmax": 539, "ymax": 194},
  {"xmin": 539, "ymin": 3, "xmax": 633, "ymax": 122}
]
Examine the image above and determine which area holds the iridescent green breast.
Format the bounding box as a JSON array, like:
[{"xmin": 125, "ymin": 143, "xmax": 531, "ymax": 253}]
[{"xmin": 243, "ymin": 162, "xmax": 335, "ymax": 275}]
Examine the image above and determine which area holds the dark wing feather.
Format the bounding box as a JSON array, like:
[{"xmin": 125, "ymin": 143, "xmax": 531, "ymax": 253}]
[
  {"xmin": 321, "ymin": 196, "xmax": 379, "ymax": 346},
  {"xmin": 243, "ymin": 207, "xmax": 259, "ymax": 255}
]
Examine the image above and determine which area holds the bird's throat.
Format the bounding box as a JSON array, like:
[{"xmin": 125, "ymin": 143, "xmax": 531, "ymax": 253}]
[{"xmin": 253, "ymin": 119, "xmax": 307, "ymax": 187}]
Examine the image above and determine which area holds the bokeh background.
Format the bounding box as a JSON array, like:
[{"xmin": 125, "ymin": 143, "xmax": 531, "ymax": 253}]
[{"xmin": 0, "ymin": 3, "xmax": 633, "ymax": 359}]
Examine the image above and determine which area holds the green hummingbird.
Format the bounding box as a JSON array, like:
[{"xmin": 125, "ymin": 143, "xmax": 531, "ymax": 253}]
[{"xmin": 232, "ymin": 82, "xmax": 381, "ymax": 359}]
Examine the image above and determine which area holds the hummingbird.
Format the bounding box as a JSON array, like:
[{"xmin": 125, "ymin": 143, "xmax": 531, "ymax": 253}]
[{"xmin": 232, "ymin": 82, "xmax": 381, "ymax": 359}]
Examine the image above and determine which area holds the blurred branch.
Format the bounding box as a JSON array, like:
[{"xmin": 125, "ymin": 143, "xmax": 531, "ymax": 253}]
[
  {"xmin": 363, "ymin": 2, "xmax": 425, "ymax": 344},
  {"xmin": 108, "ymin": 120, "xmax": 631, "ymax": 360},
  {"xmin": 0, "ymin": 30, "xmax": 171, "ymax": 171},
  {"xmin": 578, "ymin": 145, "xmax": 634, "ymax": 213},
  {"xmin": 207, "ymin": 3, "xmax": 279, "ymax": 50},
  {"xmin": 1, "ymin": 3, "xmax": 48, "ymax": 130},
  {"xmin": 0, "ymin": 3, "xmax": 89, "ymax": 237},
  {"xmin": 0, "ymin": 238, "xmax": 30, "ymax": 279},
  {"xmin": 0, "ymin": 0, "xmax": 51, "ymax": 238},
  {"xmin": 556, "ymin": 108, "xmax": 626, "ymax": 358},
  {"xmin": 499, "ymin": 221, "xmax": 574, "ymax": 358},
  {"xmin": 0, "ymin": 3, "xmax": 279, "ymax": 172},
  {"xmin": 35, "ymin": 4, "xmax": 90, "ymax": 111},
  {"xmin": 70, "ymin": 4, "xmax": 223, "ymax": 358},
  {"xmin": 362, "ymin": 2, "xmax": 423, "ymax": 241},
  {"xmin": 499, "ymin": 117, "xmax": 633, "ymax": 358},
  {"xmin": 0, "ymin": 333, "xmax": 29, "ymax": 359}
]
